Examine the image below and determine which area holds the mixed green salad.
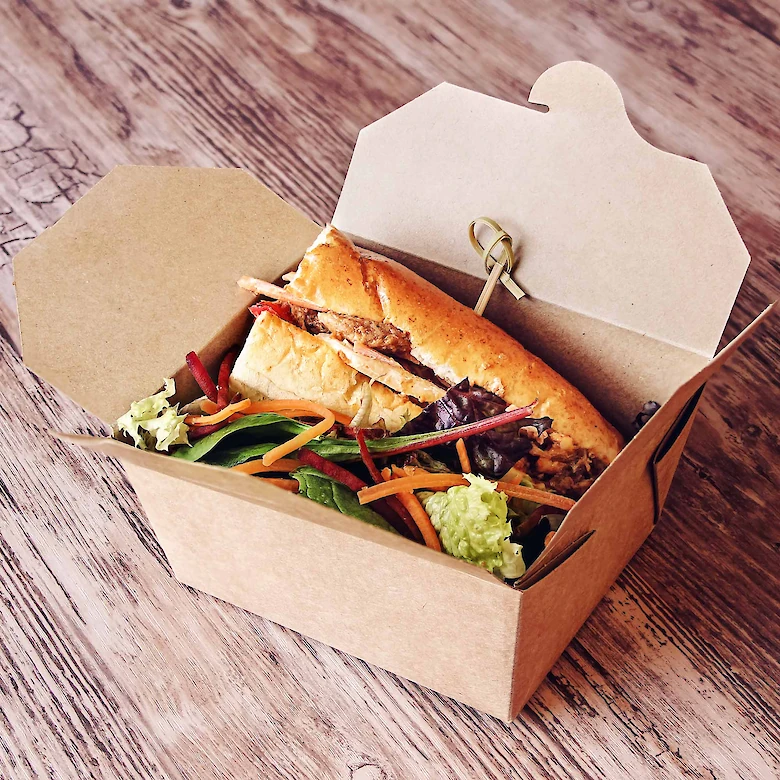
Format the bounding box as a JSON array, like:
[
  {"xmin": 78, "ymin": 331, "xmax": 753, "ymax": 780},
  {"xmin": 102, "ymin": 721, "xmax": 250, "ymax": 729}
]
[{"xmin": 114, "ymin": 349, "xmax": 575, "ymax": 582}]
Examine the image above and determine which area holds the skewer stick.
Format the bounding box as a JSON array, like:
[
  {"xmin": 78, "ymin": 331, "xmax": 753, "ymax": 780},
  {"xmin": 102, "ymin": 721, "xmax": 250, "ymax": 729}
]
[{"xmin": 468, "ymin": 217, "xmax": 526, "ymax": 317}]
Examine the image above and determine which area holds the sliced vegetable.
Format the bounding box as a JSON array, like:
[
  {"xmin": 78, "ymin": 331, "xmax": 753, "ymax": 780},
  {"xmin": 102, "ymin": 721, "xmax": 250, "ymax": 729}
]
[
  {"xmin": 264, "ymin": 478, "xmax": 299, "ymax": 492},
  {"xmin": 357, "ymin": 473, "xmax": 575, "ymax": 511},
  {"xmin": 243, "ymin": 400, "xmax": 352, "ymax": 426},
  {"xmin": 498, "ymin": 484, "xmax": 574, "ymax": 511},
  {"xmin": 249, "ymin": 301, "xmax": 294, "ymax": 324},
  {"xmin": 372, "ymin": 403, "xmax": 536, "ymax": 459},
  {"xmin": 216, "ymin": 347, "xmax": 239, "ymax": 407},
  {"xmin": 298, "ymin": 448, "xmax": 367, "ymax": 493},
  {"xmin": 356, "ymin": 429, "xmax": 383, "ymax": 484},
  {"xmin": 456, "ymin": 438, "xmax": 471, "ymax": 473},
  {"xmin": 185, "ymin": 399, "xmax": 251, "ymax": 425},
  {"xmin": 200, "ymin": 399, "xmax": 221, "ymax": 415},
  {"xmin": 358, "ymin": 431, "xmax": 423, "ymax": 542},
  {"xmin": 261, "ymin": 409, "xmax": 335, "ymax": 466},
  {"xmin": 231, "ymin": 458, "xmax": 302, "ymax": 474},
  {"xmin": 388, "ymin": 466, "xmax": 441, "ymax": 551},
  {"xmin": 185, "ymin": 351, "xmax": 218, "ymax": 403},
  {"xmin": 172, "ymin": 405, "xmax": 544, "ymax": 467},
  {"xmin": 291, "ymin": 467, "xmax": 397, "ymax": 534},
  {"xmin": 188, "ymin": 419, "xmax": 233, "ymax": 439}
]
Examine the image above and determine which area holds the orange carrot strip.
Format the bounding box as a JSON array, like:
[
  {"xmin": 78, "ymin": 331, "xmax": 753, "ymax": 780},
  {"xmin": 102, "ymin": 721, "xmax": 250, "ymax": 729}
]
[
  {"xmin": 455, "ymin": 438, "xmax": 471, "ymax": 474},
  {"xmin": 358, "ymin": 474, "xmax": 576, "ymax": 511},
  {"xmin": 263, "ymin": 478, "xmax": 299, "ymax": 492},
  {"xmin": 200, "ymin": 399, "xmax": 220, "ymax": 415},
  {"xmin": 243, "ymin": 400, "xmax": 352, "ymax": 426},
  {"xmin": 496, "ymin": 483, "xmax": 575, "ymax": 511},
  {"xmin": 261, "ymin": 410, "xmax": 336, "ymax": 466},
  {"xmin": 388, "ymin": 466, "xmax": 441, "ymax": 551},
  {"xmin": 230, "ymin": 459, "xmax": 302, "ymax": 474},
  {"xmin": 394, "ymin": 492, "xmax": 442, "ymax": 552},
  {"xmin": 359, "ymin": 474, "xmax": 466, "ymax": 503},
  {"xmin": 185, "ymin": 398, "xmax": 251, "ymax": 425}
]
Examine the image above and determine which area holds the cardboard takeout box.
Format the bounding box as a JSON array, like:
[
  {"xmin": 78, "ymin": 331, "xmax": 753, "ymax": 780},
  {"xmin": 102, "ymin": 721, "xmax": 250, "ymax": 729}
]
[{"xmin": 13, "ymin": 62, "xmax": 773, "ymax": 720}]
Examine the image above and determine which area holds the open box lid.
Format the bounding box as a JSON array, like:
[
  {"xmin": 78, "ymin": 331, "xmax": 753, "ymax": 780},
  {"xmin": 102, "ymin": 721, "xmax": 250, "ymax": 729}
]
[
  {"xmin": 333, "ymin": 61, "xmax": 750, "ymax": 359},
  {"xmin": 13, "ymin": 166, "xmax": 321, "ymax": 424}
]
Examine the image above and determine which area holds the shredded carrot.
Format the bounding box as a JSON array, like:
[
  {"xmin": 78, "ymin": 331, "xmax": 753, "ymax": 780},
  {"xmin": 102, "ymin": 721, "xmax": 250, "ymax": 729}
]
[
  {"xmin": 496, "ymin": 483, "xmax": 575, "ymax": 511},
  {"xmin": 395, "ymin": 492, "xmax": 442, "ymax": 551},
  {"xmin": 261, "ymin": 409, "xmax": 336, "ymax": 466},
  {"xmin": 200, "ymin": 399, "xmax": 220, "ymax": 415},
  {"xmin": 455, "ymin": 438, "xmax": 471, "ymax": 473},
  {"xmin": 230, "ymin": 458, "xmax": 302, "ymax": 474},
  {"xmin": 358, "ymin": 473, "xmax": 576, "ymax": 511},
  {"xmin": 263, "ymin": 478, "xmax": 300, "ymax": 492},
  {"xmin": 388, "ymin": 465, "xmax": 441, "ymax": 551},
  {"xmin": 186, "ymin": 398, "xmax": 251, "ymax": 425},
  {"xmin": 243, "ymin": 400, "xmax": 352, "ymax": 426}
]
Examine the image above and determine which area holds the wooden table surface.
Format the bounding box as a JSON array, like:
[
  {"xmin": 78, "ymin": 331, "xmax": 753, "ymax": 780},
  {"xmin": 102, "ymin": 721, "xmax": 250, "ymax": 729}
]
[{"xmin": 1, "ymin": 1, "xmax": 778, "ymax": 778}]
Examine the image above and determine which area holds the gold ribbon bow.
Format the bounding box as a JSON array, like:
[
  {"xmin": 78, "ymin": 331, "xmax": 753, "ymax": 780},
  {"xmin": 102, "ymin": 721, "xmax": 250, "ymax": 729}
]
[{"xmin": 468, "ymin": 217, "xmax": 526, "ymax": 316}]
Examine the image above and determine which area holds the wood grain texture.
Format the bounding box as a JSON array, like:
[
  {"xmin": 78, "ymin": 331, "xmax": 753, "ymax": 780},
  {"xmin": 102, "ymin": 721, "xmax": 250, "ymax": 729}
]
[{"xmin": 0, "ymin": 1, "xmax": 778, "ymax": 778}]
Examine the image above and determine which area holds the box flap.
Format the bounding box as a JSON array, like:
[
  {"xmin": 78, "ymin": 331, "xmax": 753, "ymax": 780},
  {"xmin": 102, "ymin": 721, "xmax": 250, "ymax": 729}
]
[
  {"xmin": 14, "ymin": 166, "xmax": 321, "ymax": 424},
  {"xmin": 58, "ymin": 431, "xmax": 506, "ymax": 589},
  {"xmin": 333, "ymin": 61, "xmax": 750, "ymax": 358},
  {"xmin": 521, "ymin": 303, "xmax": 774, "ymax": 575}
]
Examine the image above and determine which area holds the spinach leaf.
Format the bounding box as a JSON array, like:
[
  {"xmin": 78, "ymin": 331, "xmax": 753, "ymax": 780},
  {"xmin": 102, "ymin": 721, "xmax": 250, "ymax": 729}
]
[
  {"xmin": 173, "ymin": 414, "xmax": 308, "ymax": 462},
  {"xmin": 291, "ymin": 467, "xmax": 398, "ymax": 535}
]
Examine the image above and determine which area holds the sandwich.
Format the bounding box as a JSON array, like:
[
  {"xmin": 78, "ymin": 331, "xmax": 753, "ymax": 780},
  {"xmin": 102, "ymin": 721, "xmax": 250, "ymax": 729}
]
[
  {"xmin": 115, "ymin": 225, "xmax": 623, "ymax": 581},
  {"xmin": 231, "ymin": 225, "xmax": 623, "ymax": 497}
]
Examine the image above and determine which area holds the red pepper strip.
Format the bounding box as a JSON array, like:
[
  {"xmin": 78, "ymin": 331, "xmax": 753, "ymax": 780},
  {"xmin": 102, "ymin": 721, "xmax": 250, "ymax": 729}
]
[
  {"xmin": 377, "ymin": 402, "xmax": 537, "ymax": 458},
  {"xmin": 216, "ymin": 347, "xmax": 239, "ymax": 408},
  {"xmin": 249, "ymin": 301, "xmax": 294, "ymax": 324},
  {"xmin": 356, "ymin": 429, "xmax": 383, "ymax": 483},
  {"xmin": 187, "ymin": 413, "xmax": 242, "ymax": 440},
  {"xmin": 356, "ymin": 430, "xmax": 423, "ymax": 543},
  {"xmin": 298, "ymin": 448, "xmax": 416, "ymax": 541},
  {"xmin": 185, "ymin": 351, "xmax": 218, "ymax": 403},
  {"xmin": 188, "ymin": 421, "xmax": 226, "ymax": 439}
]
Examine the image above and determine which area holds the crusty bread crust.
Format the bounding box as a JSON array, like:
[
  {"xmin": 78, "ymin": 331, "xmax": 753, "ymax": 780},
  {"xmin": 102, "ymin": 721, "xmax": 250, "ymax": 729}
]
[
  {"xmin": 286, "ymin": 226, "xmax": 624, "ymax": 463},
  {"xmin": 230, "ymin": 311, "xmax": 422, "ymax": 432}
]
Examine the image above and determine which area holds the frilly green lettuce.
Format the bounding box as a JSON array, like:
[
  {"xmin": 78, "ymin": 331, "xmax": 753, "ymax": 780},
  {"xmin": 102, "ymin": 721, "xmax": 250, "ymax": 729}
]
[
  {"xmin": 115, "ymin": 378, "xmax": 189, "ymax": 451},
  {"xmin": 421, "ymin": 474, "xmax": 525, "ymax": 579}
]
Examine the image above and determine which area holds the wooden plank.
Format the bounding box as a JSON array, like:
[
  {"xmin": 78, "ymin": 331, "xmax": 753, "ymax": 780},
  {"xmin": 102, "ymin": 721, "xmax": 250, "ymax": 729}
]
[{"xmin": 0, "ymin": 1, "xmax": 777, "ymax": 777}]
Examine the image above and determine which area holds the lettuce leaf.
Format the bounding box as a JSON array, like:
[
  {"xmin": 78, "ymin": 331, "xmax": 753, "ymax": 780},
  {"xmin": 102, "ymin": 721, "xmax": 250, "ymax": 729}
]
[
  {"xmin": 399, "ymin": 380, "xmax": 552, "ymax": 478},
  {"xmin": 115, "ymin": 379, "xmax": 189, "ymax": 452},
  {"xmin": 291, "ymin": 467, "xmax": 398, "ymax": 534},
  {"xmin": 421, "ymin": 474, "xmax": 525, "ymax": 579}
]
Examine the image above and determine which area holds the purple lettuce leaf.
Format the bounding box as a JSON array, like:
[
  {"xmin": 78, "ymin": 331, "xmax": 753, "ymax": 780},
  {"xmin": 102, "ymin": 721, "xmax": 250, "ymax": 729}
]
[{"xmin": 399, "ymin": 379, "xmax": 552, "ymax": 478}]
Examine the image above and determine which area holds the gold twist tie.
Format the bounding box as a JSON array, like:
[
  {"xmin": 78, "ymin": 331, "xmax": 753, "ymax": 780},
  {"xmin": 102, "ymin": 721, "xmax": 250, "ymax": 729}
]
[{"xmin": 468, "ymin": 217, "xmax": 526, "ymax": 316}]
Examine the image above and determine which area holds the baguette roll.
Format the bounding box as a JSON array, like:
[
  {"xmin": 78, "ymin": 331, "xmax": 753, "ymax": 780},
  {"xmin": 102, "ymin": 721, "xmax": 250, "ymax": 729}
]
[
  {"xmin": 282, "ymin": 226, "xmax": 624, "ymax": 464},
  {"xmin": 230, "ymin": 310, "xmax": 422, "ymax": 432}
]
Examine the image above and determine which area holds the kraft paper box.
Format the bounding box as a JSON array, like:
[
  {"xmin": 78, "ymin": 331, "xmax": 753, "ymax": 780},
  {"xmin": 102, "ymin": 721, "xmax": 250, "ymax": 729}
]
[{"xmin": 13, "ymin": 62, "xmax": 773, "ymax": 721}]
